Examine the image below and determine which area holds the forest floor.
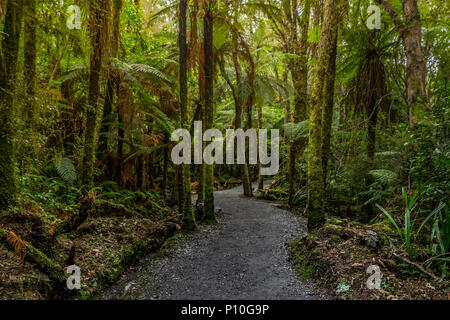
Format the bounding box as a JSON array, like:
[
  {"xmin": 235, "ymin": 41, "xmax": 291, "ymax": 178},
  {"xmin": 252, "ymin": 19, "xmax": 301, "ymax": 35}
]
[{"xmin": 100, "ymin": 183, "xmax": 329, "ymax": 299}]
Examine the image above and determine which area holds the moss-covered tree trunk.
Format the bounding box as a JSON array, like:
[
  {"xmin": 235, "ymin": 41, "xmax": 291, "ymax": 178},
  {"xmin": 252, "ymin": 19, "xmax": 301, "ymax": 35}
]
[
  {"xmin": 257, "ymin": 101, "xmax": 264, "ymax": 191},
  {"xmin": 192, "ymin": 0, "xmax": 205, "ymax": 209},
  {"xmin": 178, "ymin": 0, "xmax": 196, "ymax": 231},
  {"xmin": 97, "ymin": 0, "xmax": 122, "ymax": 159},
  {"xmin": 0, "ymin": 0, "xmax": 23, "ymax": 210},
  {"xmin": 288, "ymin": 0, "xmax": 310, "ymax": 207},
  {"xmin": 243, "ymin": 63, "xmax": 255, "ymax": 197},
  {"xmin": 321, "ymin": 34, "xmax": 338, "ymax": 185},
  {"xmin": 0, "ymin": 228, "xmax": 67, "ymax": 292},
  {"xmin": 202, "ymin": 1, "xmax": 217, "ymax": 223},
  {"xmin": 24, "ymin": 0, "xmax": 37, "ymax": 130},
  {"xmin": 307, "ymin": 0, "xmax": 346, "ymax": 230},
  {"xmin": 231, "ymin": 51, "xmax": 252, "ymax": 197},
  {"xmin": 81, "ymin": 0, "xmax": 109, "ymax": 186}
]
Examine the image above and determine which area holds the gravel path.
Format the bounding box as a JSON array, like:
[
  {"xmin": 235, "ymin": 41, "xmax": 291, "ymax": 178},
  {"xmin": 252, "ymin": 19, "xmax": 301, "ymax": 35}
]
[{"xmin": 101, "ymin": 184, "xmax": 328, "ymax": 300}]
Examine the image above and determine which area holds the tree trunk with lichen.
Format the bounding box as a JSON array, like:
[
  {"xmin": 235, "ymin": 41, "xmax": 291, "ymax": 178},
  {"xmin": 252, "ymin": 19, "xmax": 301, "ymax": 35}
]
[
  {"xmin": 24, "ymin": 0, "xmax": 37, "ymax": 129},
  {"xmin": 257, "ymin": 101, "xmax": 264, "ymax": 191},
  {"xmin": 202, "ymin": 2, "xmax": 217, "ymax": 223},
  {"xmin": 0, "ymin": 0, "xmax": 23, "ymax": 210},
  {"xmin": 307, "ymin": 0, "xmax": 346, "ymax": 230},
  {"xmin": 243, "ymin": 64, "xmax": 255, "ymax": 197},
  {"xmin": 178, "ymin": 0, "xmax": 196, "ymax": 231},
  {"xmin": 81, "ymin": 0, "xmax": 109, "ymax": 186},
  {"xmin": 192, "ymin": 0, "xmax": 205, "ymax": 209},
  {"xmin": 230, "ymin": 51, "xmax": 252, "ymax": 197},
  {"xmin": 321, "ymin": 34, "xmax": 338, "ymax": 185},
  {"xmin": 288, "ymin": 0, "xmax": 310, "ymax": 207}
]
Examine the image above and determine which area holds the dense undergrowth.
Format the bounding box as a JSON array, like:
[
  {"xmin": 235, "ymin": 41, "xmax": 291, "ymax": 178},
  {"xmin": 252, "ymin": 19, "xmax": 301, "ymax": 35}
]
[{"xmin": 0, "ymin": 172, "xmax": 181, "ymax": 300}]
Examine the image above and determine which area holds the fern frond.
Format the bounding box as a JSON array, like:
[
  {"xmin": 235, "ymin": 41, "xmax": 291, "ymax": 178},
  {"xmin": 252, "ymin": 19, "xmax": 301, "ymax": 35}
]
[
  {"xmin": 59, "ymin": 64, "xmax": 88, "ymax": 84},
  {"xmin": 8, "ymin": 231, "xmax": 28, "ymax": 266},
  {"xmin": 368, "ymin": 169, "xmax": 397, "ymax": 185},
  {"xmin": 55, "ymin": 157, "xmax": 77, "ymax": 185},
  {"xmin": 284, "ymin": 120, "xmax": 309, "ymax": 142}
]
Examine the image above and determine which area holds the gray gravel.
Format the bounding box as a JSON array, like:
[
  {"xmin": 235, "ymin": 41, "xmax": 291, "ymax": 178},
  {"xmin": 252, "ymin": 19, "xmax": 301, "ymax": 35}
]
[{"xmin": 101, "ymin": 184, "xmax": 328, "ymax": 300}]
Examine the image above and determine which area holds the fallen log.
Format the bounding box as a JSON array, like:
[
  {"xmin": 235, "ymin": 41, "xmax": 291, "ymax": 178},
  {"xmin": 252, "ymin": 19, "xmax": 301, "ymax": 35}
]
[{"xmin": 0, "ymin": 228, "xmax": 67, "ymax": 292}]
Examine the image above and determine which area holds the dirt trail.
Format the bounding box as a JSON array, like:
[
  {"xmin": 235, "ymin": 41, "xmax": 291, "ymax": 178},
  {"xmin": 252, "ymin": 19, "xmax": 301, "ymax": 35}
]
[{"xmin": 101, "ymin": 184, "xmax": 328, "ymax": 300}]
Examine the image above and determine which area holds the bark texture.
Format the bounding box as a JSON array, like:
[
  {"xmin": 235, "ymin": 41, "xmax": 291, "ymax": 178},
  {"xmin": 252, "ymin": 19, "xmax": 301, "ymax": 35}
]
[
  {"xmin": 81, "ymin": 0, "xmax": 109, "ymax": 186},
  {"xmin": 378, "ymin": 0, "xmax": 426, "ymax": 126},
  {"xmin": 0, "ymin": 0, "xmax": 23, "ymax": 209},
  {"xmin": 202, "ymin": 2, "xmax": 217, "ymax": 223},
  {"xmin": 307, "ymin": 0, "xmax": 346, "ymax": 230},
  {"xmin": 178, "ymin": 0, "xmax": 196, "ymax": 230}
]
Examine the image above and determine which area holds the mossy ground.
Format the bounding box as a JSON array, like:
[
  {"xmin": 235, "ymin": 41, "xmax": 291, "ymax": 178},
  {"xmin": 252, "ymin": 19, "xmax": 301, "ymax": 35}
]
[
  {"xmin": 0, "ymin": 209, "xmax": 181, "ymax": 300},
  {"xmin": 289, "ymin": 217, "xmax": 449, "ymax": 300}
]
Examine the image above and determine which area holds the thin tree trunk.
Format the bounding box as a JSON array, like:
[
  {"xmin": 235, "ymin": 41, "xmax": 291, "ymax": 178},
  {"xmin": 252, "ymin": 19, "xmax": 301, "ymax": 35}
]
[
  {"xmin": 0, "ymin": 0, "xmax": 23, "ymax": 209},
  {"xmin": 179, "ymin": 0, "xmax": 196, "ymax": 230},
  {"xmin": 321, "ymin": 34, "xmax": 338, "ymax": 185},
  {"xmin": 231, "ymin": 51, "xmax": 252, "ymax": 197},
  {"xmin": 288, "ymin": 0, "xmax": 310, "ymax": 207},
  {"xmin": 162, "ymin": 133, "xmax": 169, "ymax": 199},
  {"xmin": 202, "ymin": 1, "xmax": 217, "ymax": 223},
  {"xmin": 24, "ymin": 0, "xmax": 37, "ymax": 129},
  {"xmin": 192, "ymin": 0, "xmax": 205, "ymax": 209},
  {"xmin": 257, "ymin": 101, "xmax": 264, "ymax": 191},
  {"xmin": 81, "ymin": 0, "xmax": 109, "ymax": 186}
]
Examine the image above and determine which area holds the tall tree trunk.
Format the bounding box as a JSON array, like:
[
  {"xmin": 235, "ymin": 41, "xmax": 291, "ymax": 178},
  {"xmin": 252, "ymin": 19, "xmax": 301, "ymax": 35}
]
[
  {"xmin": 24, "ymin": 0, "xmax": 37, "ymax": 129},
  {"xmin": 178, "ymin": 0, "xmax": 196, "ymax": 230},
  {"xmin": 162, "ymin": 133, "xmax": 169, "ymax": 199},
  {"xmin": 256, "ymin": 101, "xmax": 264, "ymax": 191},
  {"xmin": 231, "ymin": 51, "xmax": 252, "ymax": 197},
  {"xmin": 378, "ymin": 0, "xmax": 426, "ymax": 126},
  {"xmin": 81, "ymin": 0, "xmax": 109, "ymax": 186},
  {"xmin": 321, "ymin": 34, "xmax": 338, "ymax": 185},
  {"xmin": 98, "ymin": 0, "xmax": 122, "ymax": 158},
  {"xmin": 243, "ymin": 65, "xmax": 255, "ymax": 197},
  {"xmin": 288, "ymin": 0, "xmax": 310, "ymax": 207},
  {"xmin": 202, "ymin": 1, "xmax": 217, "ymax": 223},
  {"xmin": 0, "ymin": 0, "xmax": 23, "ymax": 210},
  {"xmin": 192, "ymin": 0, "xmax": 205, "ymax": 208},
  {"xmin": 307, "ymin": 0, "xmax": 345, "ymax": 230}
]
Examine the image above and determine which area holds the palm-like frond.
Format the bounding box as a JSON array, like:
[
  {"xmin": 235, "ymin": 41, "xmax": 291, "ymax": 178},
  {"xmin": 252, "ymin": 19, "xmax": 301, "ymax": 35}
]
[{"xmin": 58, "ymin": 64, "xmax": 87, "ymax": 84}]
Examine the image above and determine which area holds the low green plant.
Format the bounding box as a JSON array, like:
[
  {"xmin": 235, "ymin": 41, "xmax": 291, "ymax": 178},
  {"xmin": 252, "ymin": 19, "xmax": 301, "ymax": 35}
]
[
  {"xmin": 376, "ymin": 189, "xmax": 447, "ymax": 260},
  {"xmin": 421, "ymin": 203, "xmax": 449, "ymax": 276}
]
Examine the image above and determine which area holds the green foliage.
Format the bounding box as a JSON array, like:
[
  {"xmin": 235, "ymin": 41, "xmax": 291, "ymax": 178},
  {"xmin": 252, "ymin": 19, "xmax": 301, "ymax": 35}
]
[
  {"xmin": 54, "ymin": 157, "xmax": 77, "ymax": 185},
  {"xmin": 368, "ymin": 169, "xmax": 397, "ymax": 185},
  {"xmin": 376, "ymin": 189, "xmax": 448, "ymax": 273},
  {"xmin": 376, "ymin": 188, "xmax": 420, "ymax": 256},
  {"xmin": 283, "ymin": 120, "xmax": 309, "ymax": 143}
]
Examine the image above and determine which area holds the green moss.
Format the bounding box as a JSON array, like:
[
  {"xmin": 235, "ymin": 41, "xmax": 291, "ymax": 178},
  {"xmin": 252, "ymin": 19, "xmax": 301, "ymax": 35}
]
[{"xmin": 330, "ymin": 235, "xmax": 342, "ymax": 243}]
